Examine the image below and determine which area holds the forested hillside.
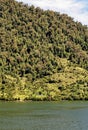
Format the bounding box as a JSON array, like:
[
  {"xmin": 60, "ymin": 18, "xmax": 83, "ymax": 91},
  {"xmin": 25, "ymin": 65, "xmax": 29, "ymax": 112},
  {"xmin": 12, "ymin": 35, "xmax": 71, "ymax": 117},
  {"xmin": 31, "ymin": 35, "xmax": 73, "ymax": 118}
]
[{"xmin": 0, "ymin": 0, "xmax": 88, "ymax": 101}]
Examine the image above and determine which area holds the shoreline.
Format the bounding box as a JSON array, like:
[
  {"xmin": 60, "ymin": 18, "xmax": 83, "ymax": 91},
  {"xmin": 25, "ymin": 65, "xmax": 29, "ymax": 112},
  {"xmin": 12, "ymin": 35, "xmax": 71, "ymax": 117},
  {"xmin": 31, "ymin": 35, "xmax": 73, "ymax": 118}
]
[{"xmin": 0, "ymin": 98, "xmax": 88, "ymax": 102}]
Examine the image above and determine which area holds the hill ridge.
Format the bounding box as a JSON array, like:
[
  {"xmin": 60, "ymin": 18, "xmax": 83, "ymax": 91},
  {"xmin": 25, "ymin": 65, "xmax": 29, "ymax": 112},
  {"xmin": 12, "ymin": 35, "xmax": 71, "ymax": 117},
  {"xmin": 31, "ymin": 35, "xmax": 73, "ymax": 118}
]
[{"xmin": 0, "ymin": 0, "xmax": 88, "ymax": 101}]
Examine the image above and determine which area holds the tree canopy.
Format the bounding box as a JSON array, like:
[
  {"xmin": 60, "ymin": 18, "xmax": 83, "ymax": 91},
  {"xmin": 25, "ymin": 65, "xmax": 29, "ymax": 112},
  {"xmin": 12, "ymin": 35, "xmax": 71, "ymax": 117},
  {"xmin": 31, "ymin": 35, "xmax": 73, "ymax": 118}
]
[{"xmin": 0, "ymin": 0, "xmax": 88, "ymax": 101}]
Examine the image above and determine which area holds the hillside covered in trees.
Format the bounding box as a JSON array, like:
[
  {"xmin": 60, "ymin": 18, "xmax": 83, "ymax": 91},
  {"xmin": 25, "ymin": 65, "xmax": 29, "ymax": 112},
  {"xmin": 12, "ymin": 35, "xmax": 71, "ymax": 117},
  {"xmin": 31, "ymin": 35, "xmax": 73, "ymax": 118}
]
[{"xmin": 0, "ymin": 0, "xmax": 88, "ymax": 101}]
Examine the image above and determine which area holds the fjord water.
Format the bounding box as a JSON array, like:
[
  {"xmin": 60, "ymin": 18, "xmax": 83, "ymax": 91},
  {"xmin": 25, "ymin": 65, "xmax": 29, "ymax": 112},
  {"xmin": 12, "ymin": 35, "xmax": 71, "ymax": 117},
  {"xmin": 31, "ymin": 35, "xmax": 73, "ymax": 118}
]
[{"xmin": 0, "ymin": 101, "xmax": 88, "ymax": 130}]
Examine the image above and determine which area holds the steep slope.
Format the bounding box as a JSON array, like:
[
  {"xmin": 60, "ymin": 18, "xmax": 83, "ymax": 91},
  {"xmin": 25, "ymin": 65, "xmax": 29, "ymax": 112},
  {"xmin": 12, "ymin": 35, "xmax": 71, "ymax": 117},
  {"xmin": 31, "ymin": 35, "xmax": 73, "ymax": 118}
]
[{"xmin": 0, "ymin": 0, "xmax": 88, "ymax": 100}]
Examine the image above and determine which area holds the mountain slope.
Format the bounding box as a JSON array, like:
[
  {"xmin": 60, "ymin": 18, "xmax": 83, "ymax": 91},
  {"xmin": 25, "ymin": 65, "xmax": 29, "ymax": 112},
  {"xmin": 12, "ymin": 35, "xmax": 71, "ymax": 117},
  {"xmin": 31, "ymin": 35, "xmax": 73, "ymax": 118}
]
[{"xmin": 0, "ymin": 0, "xmax": 88, "ymax": 101}]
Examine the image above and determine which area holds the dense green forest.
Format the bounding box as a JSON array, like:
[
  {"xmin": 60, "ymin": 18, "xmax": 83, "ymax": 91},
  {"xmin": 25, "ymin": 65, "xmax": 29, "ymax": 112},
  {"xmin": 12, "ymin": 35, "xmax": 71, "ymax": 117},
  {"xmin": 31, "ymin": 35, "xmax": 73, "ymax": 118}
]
[{"xmin": 0, "ymin": 0, "xmax": 88, "ymax": 101}]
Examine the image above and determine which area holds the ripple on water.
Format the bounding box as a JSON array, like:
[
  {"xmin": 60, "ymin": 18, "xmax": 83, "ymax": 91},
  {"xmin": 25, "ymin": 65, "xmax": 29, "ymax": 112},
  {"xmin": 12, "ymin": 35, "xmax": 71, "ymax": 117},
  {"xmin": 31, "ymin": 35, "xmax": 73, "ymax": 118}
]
[{"xmin": 0, "ymin": 101, "xmax": 88, "ymax": 130}]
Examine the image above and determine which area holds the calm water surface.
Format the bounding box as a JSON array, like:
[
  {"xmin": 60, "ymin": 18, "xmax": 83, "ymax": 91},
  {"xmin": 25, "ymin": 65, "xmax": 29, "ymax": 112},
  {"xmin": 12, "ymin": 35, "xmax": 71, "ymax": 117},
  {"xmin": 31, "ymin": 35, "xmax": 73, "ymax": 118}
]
[{"xmin": 0, "ymin": 101, "xmax": 88, "ymax": 130}]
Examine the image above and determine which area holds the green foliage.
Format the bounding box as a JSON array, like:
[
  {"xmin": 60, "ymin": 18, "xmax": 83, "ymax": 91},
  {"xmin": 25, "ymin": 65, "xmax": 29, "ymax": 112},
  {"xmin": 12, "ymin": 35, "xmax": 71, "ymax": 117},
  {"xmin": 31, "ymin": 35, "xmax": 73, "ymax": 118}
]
[{"xmin": 0, "ymin": 0, "xmax": 88, "ymax": 101}]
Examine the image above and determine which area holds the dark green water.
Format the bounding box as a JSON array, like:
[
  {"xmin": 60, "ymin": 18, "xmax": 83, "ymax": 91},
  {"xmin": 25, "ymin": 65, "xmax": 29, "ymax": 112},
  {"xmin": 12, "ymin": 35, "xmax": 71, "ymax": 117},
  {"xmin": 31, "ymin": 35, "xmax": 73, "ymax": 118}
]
[{"xmin": 0, "ymin": 101, "xmax": 88, "ymax": 130}]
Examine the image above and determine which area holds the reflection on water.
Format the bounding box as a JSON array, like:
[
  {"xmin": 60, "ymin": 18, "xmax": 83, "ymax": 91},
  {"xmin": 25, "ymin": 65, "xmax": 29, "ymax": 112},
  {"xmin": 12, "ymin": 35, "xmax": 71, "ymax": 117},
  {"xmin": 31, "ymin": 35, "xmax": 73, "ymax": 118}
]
[{"xmin": 0, "ymin": 101, "xmax": 88, "ymax": 130}]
